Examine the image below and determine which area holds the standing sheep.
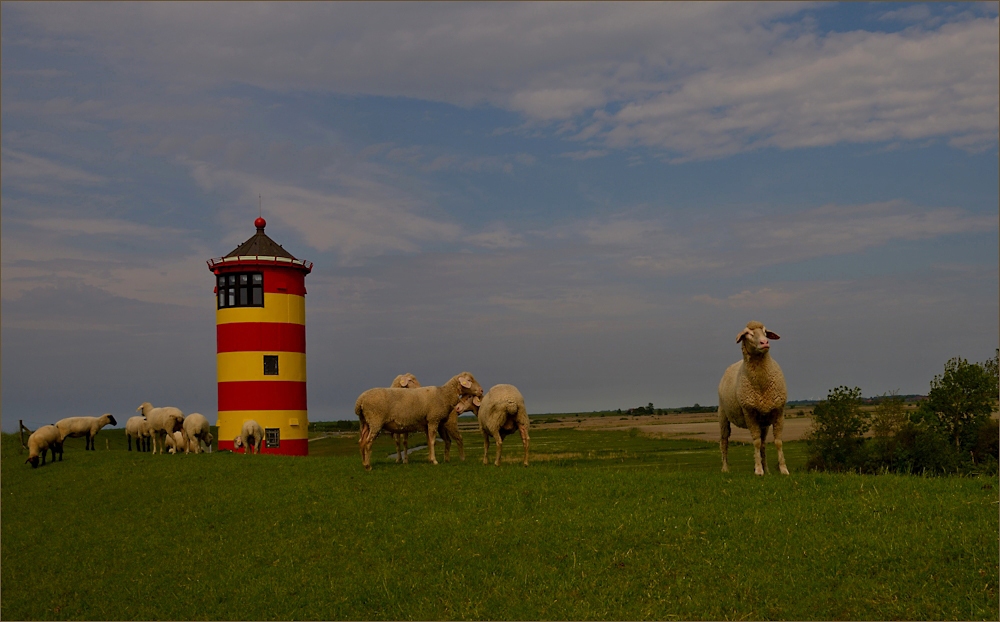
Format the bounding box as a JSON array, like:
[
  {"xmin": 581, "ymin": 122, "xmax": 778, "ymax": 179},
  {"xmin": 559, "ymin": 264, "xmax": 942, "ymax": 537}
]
[
  {"xmin": 718, "ymin": 320, "xmax": 789, "ymax": 476},
  {"xmin": 233, "ymin": 420, "xmax": 264, "ymax": 454},
  {"xmin": 182, "ymin": 413, "xmax": 213, "ymax": 454},
  {"xmin": 137, "ymin": 402, "xmax": 186, "ymax": 455},
  {"xmin": 25, "ymin": 425, "xmax": 65, "ymax": 468},
  {"xmin": 125, "ymin": 416, "xmax": 152, "ymax": 452},
  {"xmin": 389, "ymin": 373, "xmax": 421, "ymax": 464},
  {"xmin": 476, "ymin": 384, "xmax": 530, "ymax": 466},
  {"xmin": 355, "ymin": 372, "xmax": 483, "ymax": 470},
  {"xmin": 55, "ymin": 414, "xmax": 118, "ymax": 451}
]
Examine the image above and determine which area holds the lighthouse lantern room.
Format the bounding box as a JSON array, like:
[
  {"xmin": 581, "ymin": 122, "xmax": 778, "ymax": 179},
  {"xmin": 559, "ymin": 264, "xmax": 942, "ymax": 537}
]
[{"xmin": 208, "ymin": 217, "xmax": 312, "ymax": 455}]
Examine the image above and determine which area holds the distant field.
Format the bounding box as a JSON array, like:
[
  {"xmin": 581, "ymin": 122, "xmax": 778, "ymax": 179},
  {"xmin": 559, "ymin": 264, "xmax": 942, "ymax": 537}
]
[{"xmin": 3, "ymin": 428, "xmax": 997, "ymax": 620}]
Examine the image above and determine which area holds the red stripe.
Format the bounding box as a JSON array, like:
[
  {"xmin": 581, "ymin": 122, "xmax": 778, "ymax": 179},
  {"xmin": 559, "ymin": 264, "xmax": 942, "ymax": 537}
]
[
  {"xmin": 213, "ymin": 266, "xmax": 307, "ymax": 295},
  {"xmin": 218, "ymin": 438, "xmax": 308, "ymax": 456},
  {"xmin": 217, "ymin": 323, "xmax": 306, "ymax": 353},
  {"xmin": 218, "ymin": 381, "xmax": 307, "ymax": 411}
]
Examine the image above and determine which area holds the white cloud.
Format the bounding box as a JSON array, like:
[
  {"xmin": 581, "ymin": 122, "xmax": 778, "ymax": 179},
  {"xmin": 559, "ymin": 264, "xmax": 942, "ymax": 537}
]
[{"xmin": 1, "ymin": 147, "xmax": 105, "ymax": 186}]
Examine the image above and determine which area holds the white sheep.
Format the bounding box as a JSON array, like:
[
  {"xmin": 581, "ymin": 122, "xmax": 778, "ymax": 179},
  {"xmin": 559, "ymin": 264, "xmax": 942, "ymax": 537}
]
[
  {"xmin": 389, "ymin": 373, "xmax": 421, "ymax": 464},
  {"xmin": 55, "ymin": 414, "xmax": 118, "ymax": 451},
  {"xmin": 718, "ymin": 320, "xmax": 789, "ymax": 475},
  {"xmin": 125, "ymin": 416, "xmax": 152, "ymax": 452},
  {"xmin": 182, "ymin": 413, "xmax": 213, "ymax": 454},
  {"xmin": 233, "ymin": 420, "xmax": 264, "ymax": 454},
  {"xmin": 136, "ymin": 402, "xmax": 186, "ymax": 455},
  {"xmin": 164, "ymin": 430, "xmax": 187, "ymax": 454},
  {"xmin": 25, "ymin": 425, "xmax": 65, "ymax": 468},
  {"xmin": 475, "ymin": 384, "xmax": 529, "ymax": 466},
  {"xmin": 355, "ymin": 372, "xmax": 483, "ymax": 470}
]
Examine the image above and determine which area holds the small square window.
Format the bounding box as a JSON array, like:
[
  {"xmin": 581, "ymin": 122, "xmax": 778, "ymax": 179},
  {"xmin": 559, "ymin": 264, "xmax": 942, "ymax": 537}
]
[
  {"xmin": 240, "ymin": 274, "xmax": 248, "ymax": 284},
  {"xmin": 228, "ymin": 275, "xmax": 236, "ymax": 285},
  {"xmin": 265, "ymin": 428, "xmax": 280, "ymax": 448},
  {"xmin": 252, "ymin": 274, "xmax": 263, "ymax": 284},
  {"xmin": 263, "ymin": 355, "xmax": 279, "ymax": 375}
]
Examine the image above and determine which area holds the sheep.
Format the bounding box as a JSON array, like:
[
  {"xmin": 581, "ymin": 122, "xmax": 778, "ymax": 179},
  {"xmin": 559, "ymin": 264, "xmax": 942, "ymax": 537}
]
[
  {"xmin": 182, "ymin": 413, "xmax": 212, "ymax": 454},
  {"xmin": 136, "ymin": 402, "xmax": 186, "ymax": 455},
  {"xmin": 718, "ymin": 320, "xmax": 789, "ymax": 476},
  {"xmin": 355, "ymin": 371, "xmax": 483, "ymax": 470},
  {"xmin": 124, "ymin": 416, "xmax": 152, "ymax": 452},
  {"xmin": 164, "ymin": 431, "xmax": 186, "ymax": 454},
  {"xmin": 475, "ymin": 384, "xmax": 529, "ymax": 466},
  {"xmin": 55, "ymin": 414, "xmax": 118, "ymax": 451},
  {"xmin": 233, "ymin": 420, "xmax": 264, "ymax": 454},
  {"xmin": 389, "ymin": 373, "xmax": 421, "ymax": 464},
  {"xmin": 25, "ymin": 425, "xmax": 64, "ymax": 468}
]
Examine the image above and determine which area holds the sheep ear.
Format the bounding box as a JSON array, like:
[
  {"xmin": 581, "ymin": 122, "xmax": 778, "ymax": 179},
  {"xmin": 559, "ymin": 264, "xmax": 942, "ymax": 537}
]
[
  {"xmin": 473, "ymin": 396, "xmax": 481, "ymax": 407},
  {"xmin": 735, "ymin": 328, "xmax": 752, "ymax": 343},
  {"xmin": 459, "ymin": 375, "xmax": 472, "ymax": 389},
  {"xmin": 765, "ymin": 330, "xmax": 780, "ymax": 340}
]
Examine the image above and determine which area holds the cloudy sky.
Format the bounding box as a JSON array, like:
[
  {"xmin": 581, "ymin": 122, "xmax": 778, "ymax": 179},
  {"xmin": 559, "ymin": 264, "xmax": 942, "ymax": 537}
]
[{"xmin": 3, "ymin": 2, "xmax": 998, "ymax": 429}]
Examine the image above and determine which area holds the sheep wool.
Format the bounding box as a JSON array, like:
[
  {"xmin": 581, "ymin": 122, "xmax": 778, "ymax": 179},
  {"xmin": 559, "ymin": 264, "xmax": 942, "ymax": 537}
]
[
  {"xmin": 389, "ymin": 373, "xmax": 421, "ymax": 464},
  {"xmin": 718, "ymin": 320, "xmax": 789, "ymax": 475},
  {"xmin": 55, "ymin": 414, "xmax": 118, "ymax": 451},
  {"xmin": 182, "ymin": 413, "xmax": 212, "ymax": 454},
  {"xmin": 137, "ymin": 402, "xmax": 186, "ymax": 455},
  {"xmin": 125, "ymin": 416, "xmax": 151, "ymax": 452}
]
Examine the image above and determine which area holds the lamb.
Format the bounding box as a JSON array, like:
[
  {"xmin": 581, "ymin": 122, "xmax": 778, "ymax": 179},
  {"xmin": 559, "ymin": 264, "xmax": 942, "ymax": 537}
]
[
  {"xmin": 182, "ymin": 413, "xmax": 213, "ymax": 454},
  {"xmin": 718, "ymin": 320, "xmax": 789, "ymax": 476},
  {"xmin": 136, "ymin": 402, "xmax": 186, "ymax": 455},
  {"xmin": 55, "ymin": 414, "xmax": 118, "ymax": 451},
  {"xmin": 164, "ymin": 431, "xmax": 187, "ymax": 454},
  {"xmin": 355, "ymin": 371, "xmax": 483, "ymax": 470},
  {"xmin": 389, "ymin": 373, "xmax": 421, "ymax": 464},
  {"xmin": 475, "ymin": 384, "xmax": 529, "ymax": 466},
  {"xmin": 125, "ymin": 416, "xmax": 152, "ymax": 452},
  {"xmin": 233, "ymin": 420, "xmax": 264, "ymax": 454},
  {"xmin": 25, "ymin": 425, "xmax": 65, "ymax": 468}
]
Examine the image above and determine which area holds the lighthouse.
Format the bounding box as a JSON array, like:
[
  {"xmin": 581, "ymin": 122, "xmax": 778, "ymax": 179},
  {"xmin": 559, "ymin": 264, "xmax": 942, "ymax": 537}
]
[{"xmin": 208, "ymin": 217, "xmax": 312, "ymax": 455}]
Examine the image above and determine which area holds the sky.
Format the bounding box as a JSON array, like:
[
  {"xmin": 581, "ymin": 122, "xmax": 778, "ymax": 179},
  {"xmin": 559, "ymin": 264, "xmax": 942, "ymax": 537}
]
[{"xmin": 2, "ymin": 1, "xmax": 998, "ymax": 430}]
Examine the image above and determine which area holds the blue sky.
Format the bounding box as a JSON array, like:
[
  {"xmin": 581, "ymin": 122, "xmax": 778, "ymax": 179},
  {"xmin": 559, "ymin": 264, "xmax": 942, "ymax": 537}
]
[{"xmin": 2, "ymin": 2, "xmax": 998, "ymax": 429}]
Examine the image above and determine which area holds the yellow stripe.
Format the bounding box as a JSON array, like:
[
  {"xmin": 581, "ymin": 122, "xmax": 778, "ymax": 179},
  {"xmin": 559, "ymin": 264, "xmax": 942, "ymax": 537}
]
[
  {"xmin": 216, "ymin": 293, "xmax": 305, "ymax": 325},
  {"xmin": 216, "ymin": 351, "xmax": 307, "ymax": 382},
  {"xmin": 216, "ymin": 410, "xmax": 309, "ymax": 442}
]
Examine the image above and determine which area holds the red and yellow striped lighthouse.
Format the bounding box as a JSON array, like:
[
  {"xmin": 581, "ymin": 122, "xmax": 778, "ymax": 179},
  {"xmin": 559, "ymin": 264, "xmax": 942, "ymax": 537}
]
[{"xmin": 208, "ymin": 217, "xmax": 312, "ymax": 455}]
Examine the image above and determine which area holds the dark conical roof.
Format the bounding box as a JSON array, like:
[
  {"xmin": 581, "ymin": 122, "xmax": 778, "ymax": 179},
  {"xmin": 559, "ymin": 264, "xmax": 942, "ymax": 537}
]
[{"xmin": 225, "ymin": 218, "xmax": 297, "ymax": 259}]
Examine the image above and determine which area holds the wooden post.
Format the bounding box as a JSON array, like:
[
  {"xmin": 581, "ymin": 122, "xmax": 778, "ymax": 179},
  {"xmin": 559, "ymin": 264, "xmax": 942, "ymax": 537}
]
[{"xmin": 19, "ymin": 420, "xmax": 32, "ymax": 450}]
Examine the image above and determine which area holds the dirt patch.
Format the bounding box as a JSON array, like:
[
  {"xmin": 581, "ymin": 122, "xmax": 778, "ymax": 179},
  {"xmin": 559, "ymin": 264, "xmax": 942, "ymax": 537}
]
[{"xmin": 529, "ymin": 411, "xmax": 816, "ymax": 442}]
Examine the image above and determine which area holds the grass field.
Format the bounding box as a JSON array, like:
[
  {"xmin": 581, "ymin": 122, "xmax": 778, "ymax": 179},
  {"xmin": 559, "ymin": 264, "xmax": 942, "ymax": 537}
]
[{"xmin": 2, "ymin": 426, "xmax": 997, "ymax": 620}]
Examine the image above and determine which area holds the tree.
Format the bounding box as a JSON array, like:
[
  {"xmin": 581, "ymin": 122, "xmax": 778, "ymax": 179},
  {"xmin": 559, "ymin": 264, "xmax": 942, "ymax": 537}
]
[
  {"xmin": 918, "ymin": 354, "xmax": 999, "ymax": 452},
  {"xmin": 806, "ymin": 386, "xmax": 868, "ymax": 471}
]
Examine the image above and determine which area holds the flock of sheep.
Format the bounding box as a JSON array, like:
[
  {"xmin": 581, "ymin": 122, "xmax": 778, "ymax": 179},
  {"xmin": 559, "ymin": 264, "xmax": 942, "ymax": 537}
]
[{"xmin": 25, "ymin": 320, "xmax": 789, "ymax": 476}]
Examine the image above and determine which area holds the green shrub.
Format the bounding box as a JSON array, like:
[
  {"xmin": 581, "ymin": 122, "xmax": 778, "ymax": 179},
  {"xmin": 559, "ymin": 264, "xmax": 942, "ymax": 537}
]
[{"xmin": 806, "ymin": 386, "xmax": 869, "ymax": 472}]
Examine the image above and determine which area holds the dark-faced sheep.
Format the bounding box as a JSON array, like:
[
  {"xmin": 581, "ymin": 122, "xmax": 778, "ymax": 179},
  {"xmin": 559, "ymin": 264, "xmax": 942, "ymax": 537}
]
[
  {"xmin": 718, "ymin": 321, "xmax": 788, "ymax": 475},
  {"xmin": 355, "ymin": 372, "xmax": 483, "ymax": 470},
  {"xmin": 25, "ymin": 425, "xmax": 65, "ymax": 468},
  {"xmin": 55, "ymin": 414, "xmax": 118, "ymax": 451}
]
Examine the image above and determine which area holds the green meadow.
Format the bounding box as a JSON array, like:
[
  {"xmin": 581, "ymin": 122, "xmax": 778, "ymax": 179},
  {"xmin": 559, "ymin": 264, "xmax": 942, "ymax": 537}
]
[{"xmin": 2, "ymin": 426, "xmax": 997, "ymax": 620}]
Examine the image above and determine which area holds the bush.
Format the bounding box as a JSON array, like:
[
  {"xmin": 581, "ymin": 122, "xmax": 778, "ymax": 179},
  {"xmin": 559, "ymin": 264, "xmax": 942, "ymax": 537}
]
[{"xmin": 805, "ymin": 386, "xmax": 869, "ymax": 472}]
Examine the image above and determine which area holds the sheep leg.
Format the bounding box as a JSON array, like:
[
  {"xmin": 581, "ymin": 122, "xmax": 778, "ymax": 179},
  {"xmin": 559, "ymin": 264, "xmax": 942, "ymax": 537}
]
[
  {"xmin": 443, "ymin": 417, "xmax": 464, "ymax": 462},
  {"xmin": 426, "ymin": 422, "xmax": 439, "ymax": 465},
  {"xmin": 393, "ymin": 434, "xmax": 403, "ymax": 464},
  {"xmin": 482, "ymin": 429, "xmax": 490, "ymax": 465},
  {"xmin": 440, "ymin": 426, "xmax": 451, "ymax": 463},
  {"xmin": 492, "ymin": 431, "xmax": 504, "ymax": 466},
  {"xmin": 518, "ymin": 423, "xmax": 529, "ymax": 466},
  {"xmin": 760, "ymin": 425, "xmax": 769, "ymax": 474},
  {"xmin": 772, "ymin": 414, "xmax": 789, "ymax": 475},
  {"xmin": 746, "ymin": 418, "xmax": 764, "ymax": 476},
  {"xmin": 362, "ymin": 423, "xmax": 383, "ymax": 470},
  {"xmin": 719, "ymin": 416, "xmax": 731, "ymax": 473},
  {"xmin": 402, "ymin": 433, "xmax": 409, "ymax": 464}
]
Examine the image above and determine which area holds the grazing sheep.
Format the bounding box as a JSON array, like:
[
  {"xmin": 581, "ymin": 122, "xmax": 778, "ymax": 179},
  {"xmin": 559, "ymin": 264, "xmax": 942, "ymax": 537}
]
[
  {"xmin": 137, "ymin": 402, "xmax": 185, "ymax": 455},
  {"xmin": 389, "ymin": 373, "xmax": 421, "ymax": 464},
  {"xmin": 25, "ymin": 425, "xmax": 65, "ymax": 468},
  {"xmin": 55, "ymin": 414, "xmax": 118, "ymax": 451},
  {"xmin": 476, "ymin": 384, "xmax": 529, "ymax": 466},
  {"xmin": 182, "ymin": 413, "xmax": 212, "ymax": 454},
  {"xmin": 355, "ymin": 372, "xmax": 483, "ymax": 470},
  {"xmin": 718, "ymin": 321, "xmax": 789, "ymax": 476},
  {"xmin": 233, "ymin": 420, "xmax": 264, "ymax": 454},
  {"xmin": 125, "ymin": 416, "xmax": 152, "ymax": 452}
]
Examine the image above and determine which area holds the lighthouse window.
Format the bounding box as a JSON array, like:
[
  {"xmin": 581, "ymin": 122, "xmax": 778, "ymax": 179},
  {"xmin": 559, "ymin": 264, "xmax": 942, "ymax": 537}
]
[
  {"xmin": 217, "ymin": 272, "xmax": 264, "ymax": 309},
  {"xmin": 265, "ymin": 428, "xmax": 280, "ymax": 448},
  {"xmin": 263, "ymin": 355, "xmax": 279, "ymax": 376}
]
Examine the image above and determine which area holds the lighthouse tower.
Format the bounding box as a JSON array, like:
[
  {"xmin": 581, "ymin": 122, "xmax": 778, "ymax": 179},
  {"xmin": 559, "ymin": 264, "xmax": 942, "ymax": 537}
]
[{"xmin": 208, "ymin": 217, "xmax": 312, "ymax": 455}]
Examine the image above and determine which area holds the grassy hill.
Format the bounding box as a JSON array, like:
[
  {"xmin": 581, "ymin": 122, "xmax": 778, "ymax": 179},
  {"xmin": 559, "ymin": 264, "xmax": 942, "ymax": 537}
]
[{"xmin": 2, "ymin": 428, "xmax": 997, "ymax": 620}]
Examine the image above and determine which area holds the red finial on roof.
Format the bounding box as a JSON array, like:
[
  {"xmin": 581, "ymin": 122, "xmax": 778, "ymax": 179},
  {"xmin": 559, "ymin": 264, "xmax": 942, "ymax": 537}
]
[{"xmin": 255, "ymin": 217, "xmax": 266, "ymax": 230}]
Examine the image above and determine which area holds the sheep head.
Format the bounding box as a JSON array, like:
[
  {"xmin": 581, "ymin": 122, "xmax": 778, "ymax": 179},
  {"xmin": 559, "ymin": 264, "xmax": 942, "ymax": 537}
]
[
  {"xmin": 456, "ymin": 372, "xmax": 484, "ymax": 399},
  {"xmin": 136, "ymin": 402, "xmax": 152, "ymax": 415},
  {"xmin": 25, "ymin": 456, "xmax": 40, "ymax": 468},
  {"xmin": 104, "ymin": 414, "xmax": 118, "ymax": 427},
  {"xmin": 392, "ymin": 373, "xmax": 421, "ymax": 388},
  {"xmin": 736, "ymin": 321, "xmax": 780, "ymax": 358},
  {"xmin": 233, "ymin": 436, "xmax": 244, "ymax": 449},
  {"xmin": 453, "ymin": 394, "xmax": 481, "ymax": 417}
]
